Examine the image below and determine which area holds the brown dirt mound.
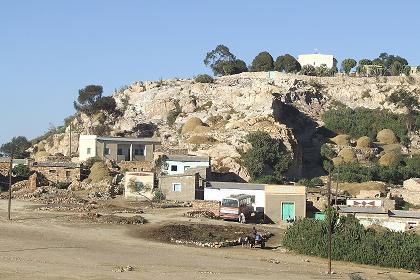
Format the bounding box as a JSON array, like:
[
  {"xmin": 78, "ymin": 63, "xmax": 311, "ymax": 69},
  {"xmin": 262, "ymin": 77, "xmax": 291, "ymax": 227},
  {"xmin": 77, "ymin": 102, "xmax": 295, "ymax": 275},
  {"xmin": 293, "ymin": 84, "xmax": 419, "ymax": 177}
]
[
  {"xmin": 181, "ymin": 117, "xmax": 204, "ymax": 134},
  {"xmin": 330, "ymin": 134, "xmax": 350, "ymax": 146},
  {"xmin": 88, "ymin": 161, "xmax": 112, "ymax": 184},
  {"xmin": 338, "ymin": 147, "xmax": 357, "ymax": 163},
  {"xmin": 376, "ymin": 129, "xmax": 398, "ymax": 144},
  {"xmin": 378, "ymin": 152, "xmax": 399, "ymax": 166},
  {"xmin": 356, "ymin": 136, "xmax": 372, "ymax": 148}
]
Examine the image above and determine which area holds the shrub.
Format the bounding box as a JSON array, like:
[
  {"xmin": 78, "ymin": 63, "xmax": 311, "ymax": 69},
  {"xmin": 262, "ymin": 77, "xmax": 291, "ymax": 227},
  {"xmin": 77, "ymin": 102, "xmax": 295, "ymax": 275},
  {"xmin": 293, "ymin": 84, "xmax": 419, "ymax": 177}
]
[
  {"xmin": 153, "ymin": 188, "xmax": 165, "ymax": 202},
  {"xmin": 274, "ymin": 54, "xmax": 301, "ymax": 73},
  {"xmin": 243, "ymin": 131, "xmax": 291, "ymax": 183},
  {"xmin": 322, "ymin": 107, "xmax": 408, "ymax": 140},
  {"xmin": 194, "ymin": 74, "xmax": 214, "ymax": 83},
  {"xmin": 320, "ymin": 144, "xmax": 336, "ymax": 159},
  {"xmin": 283, "ymin": 216, "xmax": 420, "ymax": 271},
  {"xmin": 167, "ymin": 100, "xmax": 182, "ymax": 126},
  {"xmin": 300, "ymin": 65, "xmax": 316, "ymax": 76},
  {"xmin": 12, "ymin": 164, "xmax": 32, "ymax": 178},
  {"xmin": 251, "ymin": 51, "xmax": 274, "ymax": 72},
  {"xmin": 298, "ymin": 177, "xmax": 324, "ymax": 187}
]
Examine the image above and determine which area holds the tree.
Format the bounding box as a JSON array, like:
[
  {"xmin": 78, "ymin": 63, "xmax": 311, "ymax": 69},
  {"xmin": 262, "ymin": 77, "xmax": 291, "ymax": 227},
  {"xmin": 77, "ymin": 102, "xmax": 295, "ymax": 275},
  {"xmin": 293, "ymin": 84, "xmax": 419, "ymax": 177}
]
[
  {"xmin": 243, "ymin": 131, "xmax": 291, "ymax": 183},
  {"xmin": 417, "ymin": 65, "xmax": 420, "ymax": 72},
  {"xmin": 274, "ymin": 54, "xmax": 301, "ymax": 73},
  {"xmin": 12, "ymin": 164, "xmax": 32, "ymax": 178},
  {"xmin": 341, "ymin": 58, "xmax": 357, "ymax": 74},
  {"xmin": 194, "ymin": 74, "xmax": 214, "ymax": 83},
  {"xmin": 251, "ymin": 51, "xmax": 274, "ymax": 72},
  {"xmin": 356, "ymin": 59, "xmax": 372, "ymax": 75},
  {"xmin": 387, "ymin": 89, "xmax": 420, "ymax": 131},
  {"xmin": 222, "ymin": 59, "xmax": 248, "ymax": 75},
  {"xmin": 94, "ymin": 96, "xmax": 117, "ymax": 112},
  {"xmin": 300, "ymin": 65, "xmax": 316, "ymax": 76},
  {"xmin": 204, "ymin": 44, "xmax": 241, "ymax": 76},
  {"xmin": 0, "ymin": 136, "xmax": 31, "ymax": 158},
  {"xmin": 73, "ymin": 85, "xmax": 117, "ymax": 115}
]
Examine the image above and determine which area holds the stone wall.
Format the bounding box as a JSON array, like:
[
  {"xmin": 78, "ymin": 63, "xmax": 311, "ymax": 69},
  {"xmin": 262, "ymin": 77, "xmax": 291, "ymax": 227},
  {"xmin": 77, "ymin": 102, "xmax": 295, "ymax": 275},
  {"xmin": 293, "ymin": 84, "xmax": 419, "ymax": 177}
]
[
  {"xmin": 31, "ymin": 166, "xmax": 81, "ymax": 184},
  {"xmin": 192, "ymin": 200, "xmax": 220, "ymax": 216},
  {"xmin": 0, "ymin": 162, "xmax": 10, "ymax": 177},
  {"xmin": 159, "ymin": 174, "xmax": 198, "ymax": 201},
  {"xmin": 118, "ymin": 161, "xmax": 155, "ymax": 172}
]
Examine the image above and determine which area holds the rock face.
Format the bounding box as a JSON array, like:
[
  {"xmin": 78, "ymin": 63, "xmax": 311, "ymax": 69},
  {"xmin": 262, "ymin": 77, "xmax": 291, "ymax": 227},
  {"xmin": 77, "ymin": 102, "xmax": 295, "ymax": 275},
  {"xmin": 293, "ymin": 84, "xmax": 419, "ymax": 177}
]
[{"xmin": 32, "ymin": 72, "xmax": 420, "ymax": 181}]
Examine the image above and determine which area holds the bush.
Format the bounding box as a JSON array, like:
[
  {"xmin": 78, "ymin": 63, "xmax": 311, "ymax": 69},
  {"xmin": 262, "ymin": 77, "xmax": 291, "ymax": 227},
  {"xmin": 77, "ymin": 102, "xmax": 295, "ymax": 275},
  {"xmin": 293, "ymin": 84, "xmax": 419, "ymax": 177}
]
[
  {"xmin": 12, "ymin": 164, "xmax": 32, "ymax": 178},
  {"xmin": 300, "ymin": 65, "xmax": 316, "ymax": 76},
  {"xmin": 167, "ymin": 100, "xmax": 182, "ymax": 126},
  {"xmin": 297, "ymin": 177, "xmax": 324, "ymax": 187},
  {"xmin": 251, "ymin": 51, "xmax": 274, "ymax": 72},
  {"xmin": 322, "ymin": 107, "xmax": 408, "ymax": 140},
  {"xmin": 274, "ymin": 54, "xmax": 301, "ymax": 73},
  {"xmin": 243, "ymin": 131, "xmax": 291, "ymax": 183},
  {"xmin": 153, "ymin": 188, "xmax": 165, "ymax": 202},
  {"xmin": 283, "ymin": 216, "xmax": 420, "ymax": 271},
  {"xmin": 194, "ymin": 74, "xmax": 214, "ymax": 83}
]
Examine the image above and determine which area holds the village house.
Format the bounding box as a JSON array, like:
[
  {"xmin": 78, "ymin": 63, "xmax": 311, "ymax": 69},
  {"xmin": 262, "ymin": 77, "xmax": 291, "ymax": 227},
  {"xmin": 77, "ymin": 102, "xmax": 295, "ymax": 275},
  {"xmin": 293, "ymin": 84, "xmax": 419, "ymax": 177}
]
[
  {"xmin": 297, "ymin": 53, "xmax": 337, "ymax": 68},
  {"xmin": 79, "ymin": 135, "xmax": 161, "ymax": 163},
  {"xmin": 161, "ymin": 155, "xmax": 210, "ymax": 175},
  {"xmin": 124, "ymin": 171, "xmax": 156, "ymax": 200},
  {"xmin": 30, "ymin": 161, "xmax": 81, "ymax": 184}
]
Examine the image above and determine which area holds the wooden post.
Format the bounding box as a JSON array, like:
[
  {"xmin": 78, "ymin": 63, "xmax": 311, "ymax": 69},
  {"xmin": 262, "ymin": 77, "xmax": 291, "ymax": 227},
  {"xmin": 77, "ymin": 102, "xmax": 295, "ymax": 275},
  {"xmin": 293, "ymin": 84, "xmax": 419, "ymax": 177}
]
[
  {"xmin": 335, "ymin": 164, "xmax": 340, "ymax": 211},
  {"xmin": 7, "ymin": 156, "xmax": 13, "ymax": 220},
  {"xmin": 327, "ymin": 172, "xmax": 332, "ymax": 275}
]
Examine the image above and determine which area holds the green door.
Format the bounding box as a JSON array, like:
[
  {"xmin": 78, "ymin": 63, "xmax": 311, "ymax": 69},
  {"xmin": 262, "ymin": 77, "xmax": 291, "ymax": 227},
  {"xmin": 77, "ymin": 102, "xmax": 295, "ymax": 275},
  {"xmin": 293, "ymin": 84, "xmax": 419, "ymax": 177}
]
[{"xmin": 282, "ymin": 202, "xmax": 295, "ymax": 221}]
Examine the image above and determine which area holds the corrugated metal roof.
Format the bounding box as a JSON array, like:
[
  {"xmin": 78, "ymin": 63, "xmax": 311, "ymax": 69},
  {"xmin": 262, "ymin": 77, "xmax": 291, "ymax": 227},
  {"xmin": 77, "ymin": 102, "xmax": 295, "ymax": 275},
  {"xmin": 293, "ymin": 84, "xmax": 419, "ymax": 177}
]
[
  {"xmin": 97, "ymin": 136, "xmax": 161, "ymax": 143},
  {"xmin": 32, "ymin": 162, "xmax": 80, "ymax": 168},
  {"xmin": 207, "ymin": 181, "xmax": 265, "ymax": 190},
  {"xmin": 165, "ymin": 155, "xmax": 210, "ymax": 162},
  {"xmin": 389, "ymin": 210, "xmax": 420, "ymax": 219},
  {"xmin": 338, "ymin": 206, "xmax": 387, "ymax": 214}
]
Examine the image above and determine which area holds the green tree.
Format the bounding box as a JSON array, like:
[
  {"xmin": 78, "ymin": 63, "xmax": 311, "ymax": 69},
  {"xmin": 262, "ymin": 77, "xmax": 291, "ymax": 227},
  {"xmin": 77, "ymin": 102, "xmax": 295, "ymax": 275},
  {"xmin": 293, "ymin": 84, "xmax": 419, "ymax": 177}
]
[
  {"xmin": 194, "ymin": 74, "xmax": 214, "ymax": 83},
  {"xmin": 12, "ymin": 164, "xmax": 32, "ymax": 178},
  {"xmin": 251, "ymin": 51, "xmax": 274, "ymax": 71},
  {"xmin": 341, "ymin": 58, "xmax": 357, "ymax": 74},
  {"xmin": 356, "ymin": 59, "xmax": 372, "ymax": 75},
  {"xmin": 0, "ymin": 136, "xmax": 31, "ymax": 158},
  {"xmin": 204, "ymin": 45, "xmax": 247, "ymax": 76},
  {"xmin": 274, "ymin": 54, "xmax": 301, "ymax": 73},
  {"xmin": 73, "ymin": 85, "xmax": 103, "ymax": 113},
  {"xmin": 300, "ymin": 65, "xmax": 316, "ymax": 76},
  {"xmin": 387, "ymin": 89, "xmax": 420, "ymax": 131},
  {"xmin": 243, "ymin": 131, "xmax": 291, "ymax": 183},
  {"xmin": 417, "ymin": 65, "xmax": 420, "ymax": 72}
]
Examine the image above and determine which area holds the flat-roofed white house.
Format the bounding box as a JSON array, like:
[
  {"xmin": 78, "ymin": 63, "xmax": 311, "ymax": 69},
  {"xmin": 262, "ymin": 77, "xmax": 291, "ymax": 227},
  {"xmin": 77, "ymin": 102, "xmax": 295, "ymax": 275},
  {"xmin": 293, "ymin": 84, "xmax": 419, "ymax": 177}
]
[
  {"xmin": 162, "ymin": 155, "xmax": 210, "ymax": 175},
  {"xmin": 298, "ymin": 53, "xmax": 337, "ymax": 68},
  {"xmin": 79, "ymin": 135, "xmax": 161, "ymax": 162}
]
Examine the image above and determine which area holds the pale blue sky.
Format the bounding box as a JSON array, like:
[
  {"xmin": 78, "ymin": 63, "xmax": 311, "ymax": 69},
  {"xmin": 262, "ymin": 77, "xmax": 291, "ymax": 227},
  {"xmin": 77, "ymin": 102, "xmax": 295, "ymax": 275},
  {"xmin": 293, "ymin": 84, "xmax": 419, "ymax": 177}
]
[{"xmin": 1, "ymin": 1, "xmax": 419, "ymax": 145}]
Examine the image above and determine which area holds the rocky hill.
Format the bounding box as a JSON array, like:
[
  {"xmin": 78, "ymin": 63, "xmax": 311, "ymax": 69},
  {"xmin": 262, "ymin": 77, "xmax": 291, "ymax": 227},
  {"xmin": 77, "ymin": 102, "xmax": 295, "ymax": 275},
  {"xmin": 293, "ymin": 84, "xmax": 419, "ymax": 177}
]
[{"xmin": 33, "ymin": 72, "xmax": 420, "ymax": 181}]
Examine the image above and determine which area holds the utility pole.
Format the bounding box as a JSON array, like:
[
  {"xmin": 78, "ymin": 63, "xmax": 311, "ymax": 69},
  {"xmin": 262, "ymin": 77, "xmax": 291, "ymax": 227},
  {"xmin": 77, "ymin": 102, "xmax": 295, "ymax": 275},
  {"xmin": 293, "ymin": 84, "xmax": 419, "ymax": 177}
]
[
  {"xmin": 327, "ymin": 171, "xmax": 332, "ymax": 275},
  {"xmin": 69, "ymin": 123, "xmax": 72, "ymax": 158},
  {"xmin": 335, "ymin": 164, "xmax": 340, "ymax": 211},
  {"xmin": 7, "ymin": 155, "xmax": 13, "ymax": 220}
]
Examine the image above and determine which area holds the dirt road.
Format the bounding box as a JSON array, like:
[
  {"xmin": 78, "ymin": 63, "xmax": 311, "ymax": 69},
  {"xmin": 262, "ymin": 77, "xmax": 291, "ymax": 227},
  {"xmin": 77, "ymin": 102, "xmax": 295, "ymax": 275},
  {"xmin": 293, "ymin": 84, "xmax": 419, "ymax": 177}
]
[{"xmin": 0, "ymin": 200, "xmax": 417, "ymax": 280}]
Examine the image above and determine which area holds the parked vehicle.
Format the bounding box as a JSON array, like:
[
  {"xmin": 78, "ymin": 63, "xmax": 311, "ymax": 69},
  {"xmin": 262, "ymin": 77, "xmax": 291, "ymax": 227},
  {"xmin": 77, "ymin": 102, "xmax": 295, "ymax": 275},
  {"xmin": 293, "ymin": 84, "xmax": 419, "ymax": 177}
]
[{"xmin": 220, "ymin": 194, "xmax": 254, "ymax": 221}]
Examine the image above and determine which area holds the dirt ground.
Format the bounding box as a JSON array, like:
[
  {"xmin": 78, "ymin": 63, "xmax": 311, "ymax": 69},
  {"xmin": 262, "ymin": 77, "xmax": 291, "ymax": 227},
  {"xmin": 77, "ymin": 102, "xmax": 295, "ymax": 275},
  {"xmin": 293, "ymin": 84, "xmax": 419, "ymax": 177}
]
[{"xmin": 0, "ymin": 199, "xmax": 418, "ymax": 280}]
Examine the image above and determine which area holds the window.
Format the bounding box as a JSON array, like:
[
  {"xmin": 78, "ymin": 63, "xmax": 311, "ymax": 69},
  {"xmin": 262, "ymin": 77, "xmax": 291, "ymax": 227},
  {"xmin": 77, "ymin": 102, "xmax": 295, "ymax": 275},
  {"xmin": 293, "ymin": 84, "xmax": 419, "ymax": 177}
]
[
  {"xmin": 65, "ymin": 171, "xmax": 71, "ymax": 179},
  {"xmin": 172, "ymin": 183, "xmax": 181, "ymax": 192},
  {"xmin": 104, "ymin": 148, "xmax": 110, "ymax": 155},
  {"xmin": 87, "ymin": 148, "xmax": 91, "ymax": 155},
  {"xmin": 171, "ymin": 165, "xmax": 178, "ymax": 171},
  {"xmin": 117, "ymin": 148, "xmax": 123, "ymax": 155},
  {"xmin": 49, "ymin": 170, "xmax": 56, "ymax": 174},
  {"xmin": 134, "ymin": 148, "xmax": 144, "ymax": 156},
  {"xmin": 184, "ymin": 166, "xmax": 190, "ymax": 171}
]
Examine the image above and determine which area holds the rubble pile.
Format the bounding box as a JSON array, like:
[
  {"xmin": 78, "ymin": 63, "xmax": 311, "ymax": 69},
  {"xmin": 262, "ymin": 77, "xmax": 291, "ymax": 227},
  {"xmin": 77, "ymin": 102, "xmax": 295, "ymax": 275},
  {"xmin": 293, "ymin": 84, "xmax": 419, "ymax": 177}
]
[
  {"xmin": 80, "ymin": 212, "xmax": 147, "ymax": 225},
  {"xmin": 184, "ymin": 210, "xmax": 218, "ymax": 219}
]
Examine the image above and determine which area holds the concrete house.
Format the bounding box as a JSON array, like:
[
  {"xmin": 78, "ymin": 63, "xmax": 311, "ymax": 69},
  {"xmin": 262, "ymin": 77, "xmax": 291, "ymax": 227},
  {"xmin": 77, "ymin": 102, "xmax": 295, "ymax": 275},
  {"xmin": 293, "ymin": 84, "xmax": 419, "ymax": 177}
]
[
  {"xmin": 162, "ymin": 155, "xmax": 210, "ymax": 175},
  {"xmin": 124, "ymin": 171, "xmax": 155, "ymax": 200},
  {"xmin": 264, "ymin": 185, "xmax": 307, "ymax": 223},
  {"xmin": 79, "ymin": 135, "xmax": 161, "ymax": 163},
  {"xmin": 298, "ymin": 53, "xmax": 337, "ymax": 68}
]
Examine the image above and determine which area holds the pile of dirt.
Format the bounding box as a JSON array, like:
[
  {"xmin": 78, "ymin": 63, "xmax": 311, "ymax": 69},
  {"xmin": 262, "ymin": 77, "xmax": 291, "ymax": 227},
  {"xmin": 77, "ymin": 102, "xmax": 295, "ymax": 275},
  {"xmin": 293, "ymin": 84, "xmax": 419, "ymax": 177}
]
[
  {"xmin": 356, "ymin": 136, "xmax": 372, "ymax": 148},
  {"xmin": 330, "ymin": 134, "xmax": 350, "ymax": 146},
  {"xmin": 378, "ymin": 152, "xmax": 399, "ymax": 166},
  {"xmin": 184, "ymin": 210, "xmax": 218, "ymax": 219},
  {"xmin": 87, "ymin": 162, "xmax": 112, "ymax": 184},
  {"xmin": 147, "ymin": 223, "xmax": 270, "ymax": 245},
  {"xmin": 338, "ymin": 181, "xmax": 388, "ymax": 196},
  {"xmin": 377, "ymin": 129, "xmax": 398, "ymax": 144},
  {"xmin": 79, "ymin": 213, "xmax": 146, "ymax": 224}
]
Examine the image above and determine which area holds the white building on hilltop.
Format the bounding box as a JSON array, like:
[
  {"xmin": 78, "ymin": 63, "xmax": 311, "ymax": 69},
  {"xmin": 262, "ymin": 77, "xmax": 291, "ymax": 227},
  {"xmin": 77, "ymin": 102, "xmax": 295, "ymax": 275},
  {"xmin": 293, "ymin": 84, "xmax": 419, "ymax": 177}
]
[{"xmin": 298, "ymin": 53, "xmax": 337, "ymax": 68}]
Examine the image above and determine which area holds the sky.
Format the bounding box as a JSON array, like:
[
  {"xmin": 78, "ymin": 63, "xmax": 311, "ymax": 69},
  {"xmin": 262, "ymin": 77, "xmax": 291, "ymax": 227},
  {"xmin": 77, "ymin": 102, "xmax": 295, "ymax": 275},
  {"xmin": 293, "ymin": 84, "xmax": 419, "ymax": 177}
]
[{"xmin": 1, "ymin": 0, "xmax": 419, "ymax": 146}]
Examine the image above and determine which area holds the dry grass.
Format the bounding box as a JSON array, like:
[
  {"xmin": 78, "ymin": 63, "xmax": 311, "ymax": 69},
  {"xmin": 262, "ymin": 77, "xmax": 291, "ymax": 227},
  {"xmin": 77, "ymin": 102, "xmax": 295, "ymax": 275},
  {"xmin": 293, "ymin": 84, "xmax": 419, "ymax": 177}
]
[
  {"xmin": 376, "ymin": 129, "xmax": 398, "ymax": 144},
  {"xmin": 188, "ymin": 136, "xmax": 217, "ymax": 145},
  {"xmin": 356, "ymin": 136, "xmax": 372, "ymax": 148},
  {"xmin": 338, "ymin": 147, "xmax": 357, "ymax": 163},
  {"xmin": 88, "ymin": 161, "xmax": 112, "ymax": 183},
  {"xmin": 378, "ymin": 152, "xmax": 399, "ymax": 166},
  {"xmin": 332, "ymin": 156, "xmax": 344, "ymax": 166},
  {"xmin": 330, "ymin": 134, "xmax": 350, "ymax": 146},
  {"xmin": 338, "ymin": 181, "xmax": 388, "ymax": 196}
]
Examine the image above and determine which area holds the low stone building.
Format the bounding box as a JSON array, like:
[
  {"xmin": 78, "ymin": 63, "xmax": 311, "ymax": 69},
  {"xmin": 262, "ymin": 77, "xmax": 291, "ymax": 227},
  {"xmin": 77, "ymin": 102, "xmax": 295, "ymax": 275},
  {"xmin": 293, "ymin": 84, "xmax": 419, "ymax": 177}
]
[
  {"xmin": 0, "ymin": 158, "xmax": 11, "ymax": 176},
  {"xmin": 264, "ymin": 185, "xmax": 307, "ymax": 223},
  {"xmin": 30, "ymin": 161, "xmax": 81, "ymax": 184},
  {"xmin": 158, "ymin": 172, "xmax": 205, "ymax": 201}
]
